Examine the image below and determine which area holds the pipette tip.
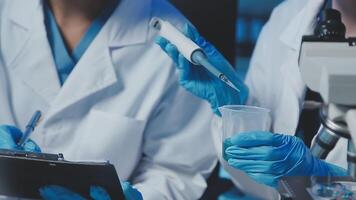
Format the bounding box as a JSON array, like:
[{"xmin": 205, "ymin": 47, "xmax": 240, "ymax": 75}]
[
  {"xmin": 226, "ymin": 80, "xmax": 241, "ymax": 93},
  {"xmin": 219, "ymin": 74, "xmax": 240, "ymax": 93}
]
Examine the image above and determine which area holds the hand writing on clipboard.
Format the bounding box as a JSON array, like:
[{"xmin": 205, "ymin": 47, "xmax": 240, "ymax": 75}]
[{"xmin": 0, "ymin": 111, "xmax": 42, "ymax": 152}]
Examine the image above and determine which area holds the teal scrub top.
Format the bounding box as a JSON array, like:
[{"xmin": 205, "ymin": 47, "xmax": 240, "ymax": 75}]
[{"xmin": 44, "ymin": 0, "xmax": 119, "ymax": 85}]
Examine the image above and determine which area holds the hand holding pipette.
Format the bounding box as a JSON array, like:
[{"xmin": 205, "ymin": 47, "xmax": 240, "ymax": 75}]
[{"xmin": 152, "ymin": 19, "xmax": 249, "ymax": 115}]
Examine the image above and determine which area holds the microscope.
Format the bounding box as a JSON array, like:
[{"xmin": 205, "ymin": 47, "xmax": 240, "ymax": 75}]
[{"xmin": 299, "ymin": 5, "xmax": 356, "ymax": 177}]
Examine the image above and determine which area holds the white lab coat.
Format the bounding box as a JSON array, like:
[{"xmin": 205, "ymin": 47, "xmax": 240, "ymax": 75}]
[
  {"xmin": 245, "ymin": 0, "xmax": 347, "ymax": 169},
  {"xmin": 0, "ymin": 0, "xmax": 217, "ymax": 199},
  {"xmin": 212, "ymin": 0, "xmax": 348, "ymax": 198}
]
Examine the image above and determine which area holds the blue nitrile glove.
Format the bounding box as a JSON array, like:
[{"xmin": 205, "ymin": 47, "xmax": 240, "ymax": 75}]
[
  {"xmin": 39, "ymin": 182, "xmax": 143, "ymax": 200},
  {"xmin": 217, "ymin": 187, "xmax": 248, "ymax": 200},
  {"xmin": 0, "ymin": 125, "xmax": 41, "ymax": 152},
  {"xmin": 155, "ymin": 24, "xmax": 249, "ymax": 115},
  {"xmin": 224, "ymin": 132, "xmax": 348, "ymax": 188},
  {"xmin": 121, "ymin": 182, "xmax": 143, "ymax": 200}
]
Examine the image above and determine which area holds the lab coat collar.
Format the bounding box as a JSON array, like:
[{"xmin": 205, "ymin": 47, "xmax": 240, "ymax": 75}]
[
  {"xmin": 43, "ymin": 5, "xmax": 129, "ymax": 116},
  {"xmin": 46, "ymin": 0, "xmax": 153, "ymax": 114},
  {"xmin": 5, "ymin": 0, "xmax": 123, "ymax": 116},
  {"xmin": 5, "ymin": 0, "xmax": 61, "ymax": 104},
  {"xmin": 106, "ymin": 0, "xmax": 152, "ymax": 48},
  {"xmin": 5, "ymin": 0, "xmax": 151, "ymax": 118},
  {"xmin": 47, "ymin": 46, "xmax": 120, "ymax": 117},
  {"xmin": 279, "ymin": 0, "xmax": 325, "ymax": 51}
]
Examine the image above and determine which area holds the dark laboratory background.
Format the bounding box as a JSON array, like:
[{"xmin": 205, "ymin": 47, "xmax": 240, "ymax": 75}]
[{"xmin": 168, "ymin": 0, "xmax": 283, "ymax": 199}]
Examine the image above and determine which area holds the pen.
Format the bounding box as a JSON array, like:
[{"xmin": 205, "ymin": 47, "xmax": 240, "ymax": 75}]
[{"xmin": 17, "ymin": 110, "xmax": 42, "ymax": 147}]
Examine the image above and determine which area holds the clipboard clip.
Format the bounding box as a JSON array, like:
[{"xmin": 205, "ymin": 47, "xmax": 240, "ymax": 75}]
[{"xmin": 0, "ymin": 149, "xmax": 64, "ymax": 161}]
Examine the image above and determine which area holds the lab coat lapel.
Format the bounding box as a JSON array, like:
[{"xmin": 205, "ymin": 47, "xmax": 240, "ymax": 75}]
[
  {"xmin": 47, "ymin": 34, "xmax": 120, "ymax": 116},
  {"xmin": 47, "ymin": 0, "xmax": 152, "ymax": 116},
  {"xmin": 3, "ymin": 0, "xmax": 61, "ymax": 103},
  {"xmin": 106, "ymin": 0, "xmax": 152, "ymax": 47}
]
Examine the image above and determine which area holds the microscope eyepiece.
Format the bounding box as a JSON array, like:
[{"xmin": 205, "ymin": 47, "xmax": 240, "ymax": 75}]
[{"xmin": 314, "ymin": 9, "xmax": 346, "ymax": 40}]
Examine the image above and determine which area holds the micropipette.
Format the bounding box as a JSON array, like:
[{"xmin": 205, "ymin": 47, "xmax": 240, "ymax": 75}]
[{"xmin": 150, "ymin": 18, "xmax": 240, "ymax": 92}]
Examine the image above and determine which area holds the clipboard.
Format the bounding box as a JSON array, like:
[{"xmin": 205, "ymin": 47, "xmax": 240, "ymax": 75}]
[{"xmin": 0, "ymin": 149, "xmax": 125, "ymax": 199}]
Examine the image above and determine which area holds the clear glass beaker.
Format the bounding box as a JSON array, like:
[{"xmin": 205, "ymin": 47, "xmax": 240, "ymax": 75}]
[{"xmin": 218, "ymin": 105, "xmax": 272, "ymax": 161}]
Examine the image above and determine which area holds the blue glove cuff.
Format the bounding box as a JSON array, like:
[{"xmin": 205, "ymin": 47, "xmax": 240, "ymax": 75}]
[{"xmin": 322, "ymin": 161, "xmax": 348, "ymax": 176}]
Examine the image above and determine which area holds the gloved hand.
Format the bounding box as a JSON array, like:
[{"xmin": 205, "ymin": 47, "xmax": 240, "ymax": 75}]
[
  {"xmin": 155, "ymin": 24, "xmax": 249, "ymax": 115},
  {"xmin": 121, "ymin": 182, "xmax": 143, "ymax": 200},
  {"xmin": 39, "ymin": 182, "xmax": 143, "ymax": 200},
  {"xmin": 0, "ymin": 125, "xmax": 41, "ymax": 152},
  {"xmin": 217, "ymin": 187, "xmax": 247, "ymax": 200},
  {"xmin": 224, "ymin": 132, "xmax": 348, "ymax": 187}
]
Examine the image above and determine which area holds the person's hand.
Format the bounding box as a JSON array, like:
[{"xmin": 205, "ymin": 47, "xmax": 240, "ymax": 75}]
[
  {"xmin": 224, "ymin": 132, "xmax": 347, "ymax": 187},
  {"xmin": 39, "ymin": 186, "xmax": 111, "ymax": 200},
  {"xmin": 121, "ymin": 182, "xmax": 143, "ymax": 200},
  {"xmin": 0, "ymin": 125, "xmax": 41, "ymax": 152},
  {"xmin": 39, "ymin": 182, "xmax": 143, "ymax": 200},
  {"xmin": 155, "ymin": 24, "xmax": 248, "ymax": 115}
]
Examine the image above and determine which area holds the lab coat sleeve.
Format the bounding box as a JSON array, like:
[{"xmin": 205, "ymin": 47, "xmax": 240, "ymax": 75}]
[{"xmin": 131, "ymin": 73, "xmax": 217, "ymax": 200}]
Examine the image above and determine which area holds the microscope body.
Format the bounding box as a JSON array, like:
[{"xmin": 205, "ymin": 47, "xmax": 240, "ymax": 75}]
[
  {"xmin": 299, "ymin": 36, "xmax": 356, "ymax": 176},
  {"xmin": 279, "ymin": 4, "xmax": 356, "ymax": 199},
  {"xmin": 299, "ymin": 37, "xmax": 356, "ymax": 106}
]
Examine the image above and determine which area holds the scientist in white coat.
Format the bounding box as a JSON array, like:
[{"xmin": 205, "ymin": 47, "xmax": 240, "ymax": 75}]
[
  {"xmin": 0, "ymin": 0, "xmax": 217, "ymax": 199},
  {"xmin": 157, "ymin": 0, "xmax": 356, "ymax": 198},
  {"xmin": 245, "ymin": 0, "xmax": 356, "ymax": 171}
]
